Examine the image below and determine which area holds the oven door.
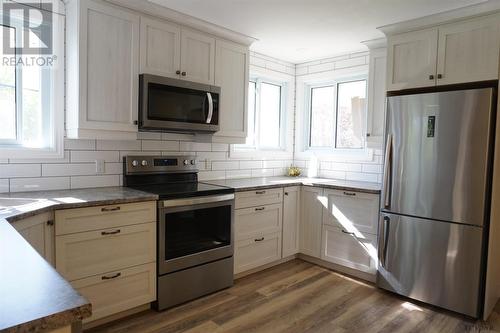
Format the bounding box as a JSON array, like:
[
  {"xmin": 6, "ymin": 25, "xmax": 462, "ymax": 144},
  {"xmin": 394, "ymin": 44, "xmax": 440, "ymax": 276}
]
[
  {"xmin": 158, "ymin": 194, "xmax": 234, "ymax": 275},
  {"xmin": 139, "ymin": 74, "xmax": 220, "ymax": 133}
]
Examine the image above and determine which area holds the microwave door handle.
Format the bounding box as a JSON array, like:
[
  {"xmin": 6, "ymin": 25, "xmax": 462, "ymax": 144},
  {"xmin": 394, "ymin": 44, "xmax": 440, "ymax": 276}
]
[{"xmin": 206, "ymin": 92, "xmax": 213, "ymax": 124}]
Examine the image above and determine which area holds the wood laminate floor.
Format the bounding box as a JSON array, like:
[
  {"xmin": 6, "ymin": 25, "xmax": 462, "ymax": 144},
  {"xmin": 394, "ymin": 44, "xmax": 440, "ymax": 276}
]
[{"xmin": 87, "ymin": 259, "xmax": 500, "ymax": 333}]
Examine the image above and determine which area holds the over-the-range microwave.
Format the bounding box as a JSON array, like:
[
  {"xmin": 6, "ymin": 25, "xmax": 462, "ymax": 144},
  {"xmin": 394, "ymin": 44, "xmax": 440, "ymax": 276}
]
[{"xmin": 139, "ymin": 74, "xmax": 220, "ymax": 133}]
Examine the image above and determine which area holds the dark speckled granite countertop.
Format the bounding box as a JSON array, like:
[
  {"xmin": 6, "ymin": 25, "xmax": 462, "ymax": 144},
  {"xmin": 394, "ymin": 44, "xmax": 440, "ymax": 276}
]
[
  {"xmin": 203, "ymin": 177, "xmax": 381, "ymax": 194},
  {"xmin": 0, "ymin": 186, "xmax": 158, "ymax": 333}
]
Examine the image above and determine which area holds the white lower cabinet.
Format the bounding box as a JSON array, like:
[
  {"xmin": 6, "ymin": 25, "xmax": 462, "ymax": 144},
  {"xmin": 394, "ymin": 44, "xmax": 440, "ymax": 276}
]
[
  {"xmin": 55, "ymin": 201, "xmax": 157, "ymax": 323},
  {"xmin": 234, "ymin": 232, "xmax": 282, "ymax": 274},
  {"xmin": 299, "ymin": 187, "xmax": 323, "ymax": 258},
  {"xmin": 72, "ymin": 263, "xmax": 156, "ymax": 323},
  {"xmin": 55, "ymin": 222, "xmax": 156, "ymax": 281},
  {"xmin": 322, "ymin": 189, "xmax": 379, "ymax": 235},
  {"xmin": 235, "ymin": 203, "xmax": 282, "ymax": 240},
  {"xmin": 282, "ymin": 186, "xmax": 300, "ymax": 257},
  {"xmin": 321, "ymin": 225, "xmax": 377, "ymax": 274},
  {"xmin": 11, "ymin": 212, "xmax": 55, "ymax": 266}
]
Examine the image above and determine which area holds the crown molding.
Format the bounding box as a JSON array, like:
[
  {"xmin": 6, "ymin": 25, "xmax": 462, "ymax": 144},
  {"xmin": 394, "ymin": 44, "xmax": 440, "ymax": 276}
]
[
  {"xmin": 361, "ymin": 38, "xmax": 387, "ymax": 50},
  {"xmin": 378, "ymin": 1, "xmax": 500, "ymax": 36},
  {"xmin": 103, "ymin": 0, "xmax": 257, "ymax": 46}
]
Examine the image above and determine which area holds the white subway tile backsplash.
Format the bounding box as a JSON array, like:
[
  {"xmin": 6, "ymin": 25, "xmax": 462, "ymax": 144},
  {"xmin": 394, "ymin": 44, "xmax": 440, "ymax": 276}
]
[
  {"xmin": 330, "ymin": 162, "xmax": 362, "ymax": 172},
  {"xmin": 362, "ymin": 164, "xmax": 382, "ymax": 174},
  {"xmin": 226, "ymin": 169, "xmax": 252, "ymax": 179},
  {"xmin": 96, "ymin": 140, "xmax": 141, "ymax": 151},
  {"xmin": 10, "ymin": 177, "xmax": 70, "ymax": 192},
  {"xmin": 319, "ymin": 170, "xmax": 346, "ymax": 180},
  {"xmin": 0, "ymin": 179, "xmax": 8, "ymax": 193},
  {"xmin": 262, "ymin": 160, "xmax": 284, "ymax": 168},
  {"xmin": 42, "ymin": 163, "xmax": 96, "ymax": 177},
  {"xmin": 211, "ymin": 161, "xmax": 239, "ymax": 171},
  {"xmin": 64, "ymin": 138, "xmax": 95, "ymax": 150},
  {"xmin": 137, "ymin": 132, "xmax": 161, "ymax": 140},
  {"xmin": 142, "ymin": 140, "xmax": 180, "ymax": 151},
  {"xmin": 0, "ymin": 164, "xmax": 41, "ymax": 178},
  {"xmin": 198, "ymin": 170, "xmax": 225, "ymax": 181},
  {"xmin": 211, "ymin": 143, "xmax": 229, "ymax": 152},
  {"xmin": 70, "ymin": 175, "xmax": 120, "ymax": 189},
  {"xmin": 308, "ymin": 62, "xmax": 335, "ymax": 74},
  {"xmin": 251, "ymin": 168, "xmax": 274, "ymax": 178},
  {"xmin": 9, "ymin": 151, "xmax": 71, "ymax": 164},
  {"xmin": 71, "ymin": 150, "xmax": 120, "ymax": 163},
  {"xmin": 179, "ymin": 142, "xmax": 212, "ymax": 152},
  {"xmin": 345, "ymin": 172, "xmax": 378, "ymax": 183},
  {"xmin": 334, "ymin": 56, "xmax": 367, "ymax": 69},
  {"xmin": 240, "ymin": 160, "xmax": 263, "ymax": 169}
]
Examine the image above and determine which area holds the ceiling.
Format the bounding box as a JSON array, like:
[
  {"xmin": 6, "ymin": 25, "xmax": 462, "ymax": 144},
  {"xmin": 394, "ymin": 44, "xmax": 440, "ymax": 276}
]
[{"xmin": 149, "ymin": 0, "xmax": 488, "ymax": 64}]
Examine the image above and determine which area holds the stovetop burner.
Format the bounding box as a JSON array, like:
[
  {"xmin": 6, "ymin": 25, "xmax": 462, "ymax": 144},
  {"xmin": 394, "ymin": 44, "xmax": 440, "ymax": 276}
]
[{"xmin": 123, "ymin": 155, "xmax": 234, "ymax": 199}]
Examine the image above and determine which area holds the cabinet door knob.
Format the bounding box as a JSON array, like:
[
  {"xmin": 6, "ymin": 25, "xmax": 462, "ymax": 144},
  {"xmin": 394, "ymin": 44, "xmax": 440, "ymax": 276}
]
[
  {"xmin": 46, "ymin": 220, "xmax": 54, "ymax": 226},
  {"xmin": 437, "ymin": 74, "xmax": 443, "ymax": 79},
  {"xmin": 176, "ymin": 70, "xmax": 181, "ymax": 75},
  {"xmin": 429, "ymin": 74, "xmax": 435, "ymax": 80},
  {"xmin": 181, "ymin": 71, "xmax": 186, "ymax": 76}
]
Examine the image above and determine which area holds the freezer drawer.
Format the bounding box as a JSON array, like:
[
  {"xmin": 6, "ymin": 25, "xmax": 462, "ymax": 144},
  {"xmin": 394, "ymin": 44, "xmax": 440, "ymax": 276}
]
[{"xmin": 377, "ymin": 212, "xmax": 484, "ymax": 317}]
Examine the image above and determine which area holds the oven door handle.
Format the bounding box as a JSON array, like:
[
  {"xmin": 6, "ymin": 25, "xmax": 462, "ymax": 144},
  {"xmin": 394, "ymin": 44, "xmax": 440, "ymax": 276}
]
[
  {"xmin": 160, "ymin": 193, "xmax": 234, "ymax": 208},
  {"xmin": 206, "ymin": 92, "xmax": 213, "ymax": 124}
]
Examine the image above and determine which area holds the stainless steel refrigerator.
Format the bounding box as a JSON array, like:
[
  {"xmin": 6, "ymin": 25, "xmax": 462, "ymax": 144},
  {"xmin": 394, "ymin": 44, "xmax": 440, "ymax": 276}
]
[{"xmin": 377, "ymin": 86, "xmax": 496, "ymax": 318}]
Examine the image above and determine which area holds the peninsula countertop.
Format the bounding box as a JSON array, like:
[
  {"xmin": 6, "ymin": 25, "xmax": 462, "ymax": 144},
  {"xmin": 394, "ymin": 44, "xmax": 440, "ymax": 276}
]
[{"xmin": 0, "ymin": 186, "xmax": 159, "ymax": 333}]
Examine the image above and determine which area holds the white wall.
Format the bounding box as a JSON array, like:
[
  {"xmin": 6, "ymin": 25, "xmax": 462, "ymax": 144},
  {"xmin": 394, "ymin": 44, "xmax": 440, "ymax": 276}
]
[
  {"xmin": 0, "ymin": 51, "xmax": 384, "ymax": 193},
  {"xmin": 293, "ymin": 51, "xmax": 384, "ymax": 183}
]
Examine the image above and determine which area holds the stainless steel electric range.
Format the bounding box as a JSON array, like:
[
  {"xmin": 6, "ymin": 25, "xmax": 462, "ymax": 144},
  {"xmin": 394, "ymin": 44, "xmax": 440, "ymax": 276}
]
[{"xmin": 123, "ymin": 155, "xmax": 235, "ymax": 310}]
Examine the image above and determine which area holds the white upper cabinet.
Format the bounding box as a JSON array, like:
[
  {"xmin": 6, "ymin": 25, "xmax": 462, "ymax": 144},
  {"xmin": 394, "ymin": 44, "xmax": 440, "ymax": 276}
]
[
  {"xmin": 386, "ymin": 28, "xmax": 438, "ymax": 91},
  {"xmin": 213, "ymin": 39, "xmax": 249, "ymax": 142},
  {"xmin": 180, "ymin": 30, "xmax": 216, "ymax": 85},
  {"xmin": 436, "ymin": 15, "xmax": 500, "ymax": 86},
  {"xmin": 366, "ymin": 47, "xmax": 387, "ymax": 148},
  {"xmin": 385, "ymin": 13, "xmax": 500, "ymax": 91},
  {"xmin": 66, "ymin": 0, "xmax": 140, "ymax": 140},
  {"xmin": 140, "ymin": 17, "xmax": 181, "ymax": 78}
]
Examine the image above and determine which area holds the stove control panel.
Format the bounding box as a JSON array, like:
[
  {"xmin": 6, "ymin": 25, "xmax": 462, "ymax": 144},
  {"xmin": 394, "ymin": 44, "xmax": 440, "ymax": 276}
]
[{"xmin": 125, "ymin": 155, "xmax": 197, "ymax": 174}]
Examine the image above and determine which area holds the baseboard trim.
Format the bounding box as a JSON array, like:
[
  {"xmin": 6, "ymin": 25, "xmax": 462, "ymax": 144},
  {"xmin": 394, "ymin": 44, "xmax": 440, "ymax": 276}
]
[
  {"xmin": 298, "ymin": 254, "xmax": 376, "ymax": 283},
  {"xmin": 82, "ymin": 304, "xmax": 151, "ymax": 330},
  {"xmin": 235, "ymin": 254, "xmax": 298, "ymax": 279}
]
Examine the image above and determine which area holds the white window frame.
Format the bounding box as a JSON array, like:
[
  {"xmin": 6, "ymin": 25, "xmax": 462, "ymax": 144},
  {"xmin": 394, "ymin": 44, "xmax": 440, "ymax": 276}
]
[
  {"xmin": 0, "ymin": 2, "xmax": 65, "ymax": 159},
  {"xmin": 295, "ymin": 67, "xmax": 372, "ymax": 162},
  {"xmin": 306, "ymin": 75, "xmax": 368, "ymax": 151},
  {"xmin": 230, "ymin": 68, "xmax": 294, "ymax": 159}
]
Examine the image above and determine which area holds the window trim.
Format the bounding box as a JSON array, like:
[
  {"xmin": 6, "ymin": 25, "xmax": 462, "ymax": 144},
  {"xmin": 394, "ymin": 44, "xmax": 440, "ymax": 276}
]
[
  {"xmin": 305, "ymin": 74, "xmax": 368, "ymax": 153},
  {"xmin": 0, "ymin": 3, "xmax": 65, "ymax": 159},
  {"xmin": 235, "ymin": 76, "xmax": 287, "ymax": 151}
]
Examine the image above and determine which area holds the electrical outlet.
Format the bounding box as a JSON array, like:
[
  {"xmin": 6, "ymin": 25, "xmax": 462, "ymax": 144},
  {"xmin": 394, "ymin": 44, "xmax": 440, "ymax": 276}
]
[{"xmin": 95, "ymin": 159, "xmax": 105, "ymax": 174}]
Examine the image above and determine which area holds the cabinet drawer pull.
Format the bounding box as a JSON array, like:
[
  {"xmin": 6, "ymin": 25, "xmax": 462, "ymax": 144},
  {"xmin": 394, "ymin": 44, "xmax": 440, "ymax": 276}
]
[
  {"xmin": 181, "ymin": 71, "xmax": 186, "ymax": 76},
  {"xmin": 101, "ymin": 272, "xmax": 121, "ymax": 280},
  {"xmin": 101, "ymin": 229, "xmax": 121, "ymax": 236},
  {"xmin": 101, "ymin": 206, "xmax": 120, "ymax": 212},
  {"xmin": 343, "ymin": 191, "xmax": 356, "ymax": 196},
  {"xmin": 437, "ymin": 74, "xmax": 443, "ymax": 79},
  {"xmin": 175, "ymin": 70, "xmax": 181, "ymax": 75},
  {"xmin": 254, "ymin": 237, "xmax": 265, "ymax": 242},
  {"xmin": 255, "ymin": 190, "xmax": 266, "ymax": 195},
  {"xmin": 429, "ymin": 74, "xmax": 434, "ymax": 80},
  {"xmin": 255, "ymin": 207, "xmax": 265, "ymax": 211},
  {"xmin": 341, "ymin": 229, "xmax": 355, "ymax": 235}
]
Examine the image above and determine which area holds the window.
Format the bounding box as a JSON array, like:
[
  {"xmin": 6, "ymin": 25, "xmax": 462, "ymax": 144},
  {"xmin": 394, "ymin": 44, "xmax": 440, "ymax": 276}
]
[
  {"xmin": 308, "ymin": 79, "xmax": 367, "ymax": 150},
  {"xmin": 0, "ymin": 4, "xmax": 64, "ymax": 158},
  {"xmin": 239, "ymin": 78, "xmax": 285, "ymax": 150}
]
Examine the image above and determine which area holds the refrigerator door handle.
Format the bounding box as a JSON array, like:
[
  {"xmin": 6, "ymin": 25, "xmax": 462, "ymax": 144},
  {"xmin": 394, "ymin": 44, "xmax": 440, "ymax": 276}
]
[
  {"xmin": 379, "ymin": 215, "xmax": 390, "ymax": 268},
  {"xmin": 383, "ymin": 134, "xmax": 393, "ymax": 209}
]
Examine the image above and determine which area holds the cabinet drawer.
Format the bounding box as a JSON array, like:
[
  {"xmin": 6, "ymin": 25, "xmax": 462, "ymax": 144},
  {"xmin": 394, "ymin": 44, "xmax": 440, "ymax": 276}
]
[
  {"xmin": 321, "ymin": 225, "xmax": 377, "ymax": 274},
  {"xmin": 55, "ymin": 201, "xmax": 156, "ymax": 235},
  {"xmin": 234, "ymin": 231, "xmax": 281, "ymax": 274},
  {"xmin": 72, "ymin": 263, "xmax": 156, "ymax": 323},
  {"xmin": 235, "ymin": 203, "xmax": 282, "ymax": 240},
  {"xmin": 235, "ymin": 188, "xmax": 282, "ymax": 209},
  {"xmin": 322, "ymin": 189, "xmax": 379, "ymax": 235},
  {"xmin": 56, "ymin": 222, "xmax": 156, "ymax": 281}
]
